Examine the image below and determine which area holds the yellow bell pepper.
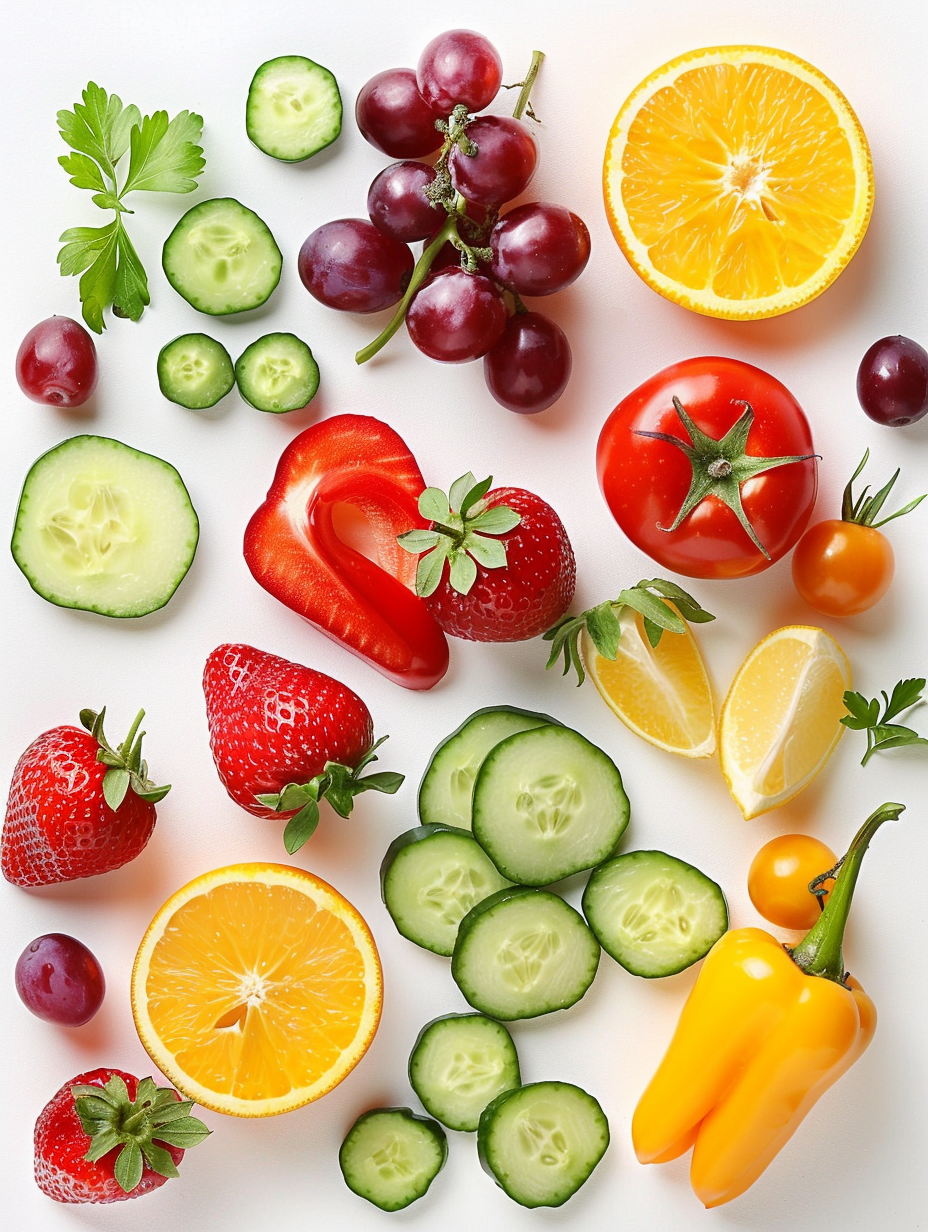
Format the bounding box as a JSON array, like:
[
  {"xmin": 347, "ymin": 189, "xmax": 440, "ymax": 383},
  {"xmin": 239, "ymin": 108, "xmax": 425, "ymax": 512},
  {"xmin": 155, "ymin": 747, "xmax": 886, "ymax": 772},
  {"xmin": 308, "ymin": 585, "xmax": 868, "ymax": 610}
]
[{"xmin": 632, "ymin": 801, "xmax": 902, "ymax": 1208}]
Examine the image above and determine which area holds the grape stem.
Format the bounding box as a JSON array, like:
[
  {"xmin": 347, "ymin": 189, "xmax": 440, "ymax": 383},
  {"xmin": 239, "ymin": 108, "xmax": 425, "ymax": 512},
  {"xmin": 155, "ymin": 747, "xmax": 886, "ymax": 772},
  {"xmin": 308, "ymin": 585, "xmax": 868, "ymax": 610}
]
[{"xmin": 510, "ymin": 51, "xmax": 545, "ymax": 121}]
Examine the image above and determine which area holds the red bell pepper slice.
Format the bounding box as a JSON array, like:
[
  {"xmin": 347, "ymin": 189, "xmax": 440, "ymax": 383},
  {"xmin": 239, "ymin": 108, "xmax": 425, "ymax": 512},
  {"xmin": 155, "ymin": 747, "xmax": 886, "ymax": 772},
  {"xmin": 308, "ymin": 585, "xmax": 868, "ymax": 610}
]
[{"xmin": 244, "ymin": 414, "xmax": 449, "ymax": 689}]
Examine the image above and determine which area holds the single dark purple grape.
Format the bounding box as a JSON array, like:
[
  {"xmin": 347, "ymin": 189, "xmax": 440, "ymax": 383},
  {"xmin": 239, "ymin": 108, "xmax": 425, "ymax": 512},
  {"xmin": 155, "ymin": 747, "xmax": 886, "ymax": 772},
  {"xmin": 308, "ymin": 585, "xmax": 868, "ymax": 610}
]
[
  {"xmin": 489, "ymin": 203, "xmax": 591, "ymax": 296},
  {"xmin": 355, "ymin": 68, "xmax": 443, "ymax": 158},
  {"xmin": 857, "ymin": 335, "xmax": 928, "ymax": 426},
  {"xmin": 298, "ymin": 219, "xmax": 414, "ymax": 313},
  {"xmin": 367, "ymin": 162, "xmax": 439, "ymax": 243},
  {"xmin": 15, "ymin": 933, "xmax": 105, "ymax": 1026},
  {"xmin": 484, "ymin": 312, "xmax": 572, "ymax": 413},
  {"xmin": 417, "ymin": 29, "xmax": 503, "ymax": 115},
  {"xmin": 407, "ymin": 268, "xmax": 507, "ymax": 363},
  {"xmin": 16, "ymin": 317, "xmax": 98, "ymax": 407},
  {"xmin": 449, "ymin": 116, "xmax": 537, "ymax": 208}
]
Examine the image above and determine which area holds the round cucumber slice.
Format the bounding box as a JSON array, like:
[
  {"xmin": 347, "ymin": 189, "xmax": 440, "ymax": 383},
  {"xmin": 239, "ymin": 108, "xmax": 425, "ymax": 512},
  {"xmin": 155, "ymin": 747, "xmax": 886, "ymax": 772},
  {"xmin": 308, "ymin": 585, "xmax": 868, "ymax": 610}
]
[
  {"xmin": 234, "ymin": 333, "xmax": 319, "ymax": 413},
  {"xmin": 246, "ymin": 55, "xmax": 342, "ymax": 162},
  {"xmin": 409, "ymin": 1013, "xmax": 521, "ymax": 1132},
  {"xmin": 157, "ymin": 333, "xmax": 234, "ymax": 409},
  {"xmin": 339, "ymin": 1107, "xmax": 447, "ymax": 1211},
  {"xmin": 162, "ymin": 198, "xmax": 282, "ymax": 315},
  {"xmin": 582, "ymin": 850, "xmax": 728, "ymax": 977},
  {"xmin": 11, "ymin": 435, "xmax": 198, "ymax": 618}
]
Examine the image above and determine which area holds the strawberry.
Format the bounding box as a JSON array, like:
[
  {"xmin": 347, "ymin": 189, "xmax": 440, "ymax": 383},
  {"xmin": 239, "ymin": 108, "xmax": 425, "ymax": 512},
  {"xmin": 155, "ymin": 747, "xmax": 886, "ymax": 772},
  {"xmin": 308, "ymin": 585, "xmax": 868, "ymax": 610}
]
[
  {"xmin": 2, "ymin": 709, "xmax": 169, "ymax": 888},
  {"xmin": 397, "ymin": 472, "xmax": 576, "ymax": 641},
  {"xmin": 203, "ymin": 644, "xmax": 404, "ymax": 853},
  {"xmin": 34, "ymin": 1068, "xmax": 208, "ymax": 1204}
]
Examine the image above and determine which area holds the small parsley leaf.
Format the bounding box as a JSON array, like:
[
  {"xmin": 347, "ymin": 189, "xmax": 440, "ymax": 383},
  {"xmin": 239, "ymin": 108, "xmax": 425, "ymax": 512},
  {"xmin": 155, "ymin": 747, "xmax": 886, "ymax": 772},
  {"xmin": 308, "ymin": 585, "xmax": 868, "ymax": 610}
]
[
  {"xmin": 842, "ymin": 678, "xmax": 927, "ymax": 765},
  {"xmin": 122, "ymin": 110, "xmax": 205, "ymax": 195}
]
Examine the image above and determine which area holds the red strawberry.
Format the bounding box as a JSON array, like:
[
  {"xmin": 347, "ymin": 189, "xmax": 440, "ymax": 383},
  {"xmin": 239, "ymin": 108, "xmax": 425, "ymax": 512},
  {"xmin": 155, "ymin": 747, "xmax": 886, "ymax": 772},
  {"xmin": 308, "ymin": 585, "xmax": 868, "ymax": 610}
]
[
  {"xmin": 398, "ymin": 472, "xmax": 576, "ymax": 641},
  {"xmin": 2, "ymin": 709, "xmax": 169, "ymax": 888},
  {"xmin": 203, "ymin": 644, "xmax": 404, "ymax": 853},
  {"xmin": 34, "ymin": 1068, "xmax": 208, "ymax": 1204}
]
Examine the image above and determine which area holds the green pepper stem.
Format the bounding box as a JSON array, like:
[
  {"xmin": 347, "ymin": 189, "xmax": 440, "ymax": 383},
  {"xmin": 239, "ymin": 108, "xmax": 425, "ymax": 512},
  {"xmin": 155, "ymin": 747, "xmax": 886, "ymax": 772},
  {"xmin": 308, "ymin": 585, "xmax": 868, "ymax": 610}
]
[{"xmin": 790, "ymin": 802, "xmax": 904, "ymax": 983}]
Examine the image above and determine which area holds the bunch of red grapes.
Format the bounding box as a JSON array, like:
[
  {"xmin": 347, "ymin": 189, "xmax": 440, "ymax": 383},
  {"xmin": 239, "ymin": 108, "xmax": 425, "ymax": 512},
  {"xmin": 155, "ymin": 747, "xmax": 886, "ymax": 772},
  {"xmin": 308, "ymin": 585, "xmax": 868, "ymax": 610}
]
[{"xmin": 297, "ymin": 29, "xmax": 591, "ymax": 414}]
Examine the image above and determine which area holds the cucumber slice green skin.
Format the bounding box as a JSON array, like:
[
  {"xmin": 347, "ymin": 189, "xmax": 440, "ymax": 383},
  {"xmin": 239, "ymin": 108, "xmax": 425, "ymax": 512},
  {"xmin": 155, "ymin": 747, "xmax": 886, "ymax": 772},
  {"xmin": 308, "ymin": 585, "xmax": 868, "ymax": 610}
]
[
  {"xmin": 381, "ymin": 824, "xmax": 512, "ymax": 956},
  {"xmin": 478, "ymin": 1081, "xmax": 609, "ymax": 1208},
  {"xmin": 582, "ymin": 850, "xmax": 729, "ymax": 978},
  {"xmin": 162, "ymin": 198, "xmax": 282, "ymax": 316},
  {"xmin": 246, "ymin": 55, "xmax": 342, "ymax": 162},
  {"xmin": 157, "ymin": 333, "xmax": 234, "ymax": 409},
  {"xmin": 418, "ymin": 705, "xmax": 562, "ymax": 831},
  {"xmin": 234, "ymin": 332, "xmax": 320, "ymax": 413},
  {"xmin": 11, "ymin": 434, "xmax": 198, "ymax": 619},
  {"xmin": 339, "ymin": 1107, "xmax": 447, "ymax": 1211},
  {"xmin": 408, "ymin": 1013, "xmax": 521, "ymax": 1132},
  {"xmin": 472, "ymin": 725, "xmax": 630, "ymax": 886},
  {"xmin": 451, "ymin": 887, "xmax": 600, "ymax": 1021}
]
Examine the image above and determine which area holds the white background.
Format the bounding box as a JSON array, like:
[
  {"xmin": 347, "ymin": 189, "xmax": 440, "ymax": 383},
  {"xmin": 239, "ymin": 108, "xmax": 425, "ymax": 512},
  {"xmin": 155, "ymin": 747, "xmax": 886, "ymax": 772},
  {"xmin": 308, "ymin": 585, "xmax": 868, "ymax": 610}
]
[{"xmin": 2, "ymin": 0, "xmax": 927, "ymax": 1227}]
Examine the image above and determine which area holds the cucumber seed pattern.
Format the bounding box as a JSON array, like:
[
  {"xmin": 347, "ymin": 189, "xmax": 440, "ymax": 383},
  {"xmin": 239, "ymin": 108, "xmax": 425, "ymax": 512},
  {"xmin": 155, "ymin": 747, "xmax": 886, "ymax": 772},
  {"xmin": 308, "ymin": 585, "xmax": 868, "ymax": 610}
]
[
  {"xmin": 42, "ymin": 481, "xmax": 135, "ymax": 574},
  {"xmin": 516, "ymin": 774, "xmax": 582, "ymax": 837},
  {"xmin": 499, "ymin": 926, "xmax": 561, "ymax": 990}
]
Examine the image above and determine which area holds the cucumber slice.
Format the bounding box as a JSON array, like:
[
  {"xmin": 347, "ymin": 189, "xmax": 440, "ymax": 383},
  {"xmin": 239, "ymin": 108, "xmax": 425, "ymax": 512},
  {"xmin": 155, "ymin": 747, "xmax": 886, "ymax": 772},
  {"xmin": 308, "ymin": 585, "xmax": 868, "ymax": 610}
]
[
  {"xmin": 381, "ymin": 825, "xmax": 512, "ymax": 956},
  {"xmin": 478, "ymin": 1081, "xmax": 609, "ymax": 1208},
  {"xmin": 419, "ymin": 705, "xmax": 560, "ymax": 830},
  {"xmin": 582, "ymin": 850, "xmax": 728, "ymax": 977},
  {"xmin": 246, "ymin": 55, "xmax": 342, "ymax": 162},
  {"xmin": 409, "ymin": 1013, "xmax": 521, "ymax": 1132},
  {"xmin": 339, "ymin": 1107, "xmax": 447, "ymax": 1211},
  {"xmin": 162, "ymin": 198, "xmax": 282, "ymax": 315},
  {"xmin": 234, "ymin": 333, "xmax": 319, "ymax": 413},
  {"xmin": 157, "ymin": 333, "xmax": 234, "ymax": 409},
  {"xmin": 472, "ymin": 725, "xmax": 630, "ymax": 886},
  {"xmin": 452, "ymin": 888, "xmax": 599, "ymax": 1020},
  {"xmin": 11, "ymin": 435, "xmax": 198, "ymax": 618}
]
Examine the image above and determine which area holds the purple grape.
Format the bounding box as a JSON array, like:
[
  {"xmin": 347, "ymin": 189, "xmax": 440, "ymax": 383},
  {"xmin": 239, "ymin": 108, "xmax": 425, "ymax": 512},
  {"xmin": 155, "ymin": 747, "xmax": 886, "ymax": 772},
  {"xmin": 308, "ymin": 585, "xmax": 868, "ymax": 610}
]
[
  {"xmin": 489, "ymin": 203, "xmax": 591, "ymax": 296},
  {"xmin": 15, "ymin": 933, "xmax": 105, "ymax": 1026},
  {"xmin": 857, "ymin": 335, "xmax": 928, "ymax": 426},
  {"xmin": 417, "ymin": 30, "xmax": 502, "ymax": 115},
  {"xmin": 449, "ymin": 116, "xmax": 537, "ymax": 208},
  {"xmin": 368, "ymin": 162, "xmax": 439, "ymax": 243},
  {"xmin": 355, "ymin": 68, "xmax": 443, "ymax": 158},
  {"xmin": 407, "ymin": 268, "xmax": 507, "ymax": 362},
  {"xmin": 298, "ymin": 219, "xmax": 414, "ymax": 313},
  {"xmin": 484, "ymin": 312, "xmax": 572, "ymax": 413}
]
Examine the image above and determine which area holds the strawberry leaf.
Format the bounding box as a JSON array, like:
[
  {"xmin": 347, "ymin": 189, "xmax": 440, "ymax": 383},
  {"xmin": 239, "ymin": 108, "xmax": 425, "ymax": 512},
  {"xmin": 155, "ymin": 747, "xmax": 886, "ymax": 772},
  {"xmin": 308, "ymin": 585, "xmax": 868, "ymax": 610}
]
[
  {"xmin": 152, "ymin": 1116, "xmax": 211, "ymax": 1149},
  {"xmin": 449, "ymin": 471, "xmax": 479, "ymax": 511},
  {"xmin": 114, "ymin": 1141, "xmax": 144, "ymax": 1193},
  {"xmin": 418, "ymin": 486, "xmax": 451, "ymax": 523},
  {"xmin": 459, "ymin": 475, "xmax": 493, "ymax": 517},
  {"xmin": 396, "ymin": 528, "xmax": 442, "ymax": 553},
  {"xmin": 103, "ymin": 767, "xmax": 131, "ymax": 811},
  {"xmin": 585, "ymin": 602, "xmax": 623, "ymax": 660},
  {"xmin": 415, "ymin": 545, "xmax": 448, "ymax": 597},
  {"xmin": 466, "ymin": 534, "xmax": 508, "ymax": 569},
  {"xmin": 283, "ymin": 801, "xmax": 320, "ymax": 853},
  {"xmin": 449, "ymin": 550, "xmax": 478, "ymax": 595},
  {"xmin": 141, "ymin": 1141, "xmax": 180, "ymax": 1179},
  {"xmin": 470, "ymin": 505, "xmax": 521, "ymax": 534}
]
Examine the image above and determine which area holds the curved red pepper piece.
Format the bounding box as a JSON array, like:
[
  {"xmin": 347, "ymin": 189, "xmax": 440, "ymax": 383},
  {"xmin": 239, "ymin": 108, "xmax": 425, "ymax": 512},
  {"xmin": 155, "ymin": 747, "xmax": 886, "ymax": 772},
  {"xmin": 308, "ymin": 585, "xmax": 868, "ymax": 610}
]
[{"xmin": 244, "ymin": 415, "xmax": 449, "ymax": 689}]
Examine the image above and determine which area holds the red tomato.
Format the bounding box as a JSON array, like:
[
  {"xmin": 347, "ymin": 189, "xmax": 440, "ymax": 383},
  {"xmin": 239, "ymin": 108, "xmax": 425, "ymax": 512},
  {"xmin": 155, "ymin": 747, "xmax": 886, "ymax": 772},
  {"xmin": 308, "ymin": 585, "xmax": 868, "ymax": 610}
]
[
  {"xmin": 596, "ymin": 357, "xmax": 818, "ymax": 579},
  {"xmin": 792, "ymin": 520, "xmax": 894, "ymax": 616}
]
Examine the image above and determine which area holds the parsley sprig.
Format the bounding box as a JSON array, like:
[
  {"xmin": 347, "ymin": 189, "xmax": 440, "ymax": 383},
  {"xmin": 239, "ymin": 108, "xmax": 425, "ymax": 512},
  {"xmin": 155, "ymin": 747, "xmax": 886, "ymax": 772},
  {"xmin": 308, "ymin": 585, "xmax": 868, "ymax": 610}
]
[
  {"xmin": 841, "ymin": 677, "xmax": 928, "ymax": 766},
  {"xmin": 57, "ymin": 82, "xmax": 205, "ymax": 332}
]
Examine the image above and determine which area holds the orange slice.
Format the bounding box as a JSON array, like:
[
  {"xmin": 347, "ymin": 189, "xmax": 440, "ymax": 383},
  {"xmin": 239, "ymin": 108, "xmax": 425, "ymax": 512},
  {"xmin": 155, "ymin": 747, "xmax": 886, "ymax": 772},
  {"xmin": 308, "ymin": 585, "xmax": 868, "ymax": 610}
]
[
  {"xmin": 719, "ymin": 626, "xmax": 851, "ymax": 818},
  {"xmin": 581, "ymin": 606, "xmax": 716, "ymax": 758},
  {"xmin": 604, "ymin": 46, "xmax": 874, "ymax": 319},
  {"xmin": 132, "ymin": 863, "xmax": 382, "ymax": 1117}
]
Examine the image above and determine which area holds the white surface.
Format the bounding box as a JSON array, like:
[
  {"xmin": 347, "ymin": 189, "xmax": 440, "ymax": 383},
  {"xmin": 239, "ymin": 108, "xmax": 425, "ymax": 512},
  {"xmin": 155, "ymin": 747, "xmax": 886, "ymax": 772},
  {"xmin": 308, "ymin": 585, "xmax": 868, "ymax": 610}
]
[{"xmin": 2, "ymin": 0, "xmax": 927, "ymax": 1227}]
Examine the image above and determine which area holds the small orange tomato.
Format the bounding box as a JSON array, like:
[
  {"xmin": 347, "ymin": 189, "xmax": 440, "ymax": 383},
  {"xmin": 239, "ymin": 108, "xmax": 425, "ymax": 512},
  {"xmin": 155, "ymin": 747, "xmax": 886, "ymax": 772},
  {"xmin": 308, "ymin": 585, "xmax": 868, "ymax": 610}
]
[
  {"xmin": 747, "ymin": 833, "xmax": 837, "ymax": 930},
  {"xmin": 791, "ymin": 520, "xmax": 893, "ymax": 616}
]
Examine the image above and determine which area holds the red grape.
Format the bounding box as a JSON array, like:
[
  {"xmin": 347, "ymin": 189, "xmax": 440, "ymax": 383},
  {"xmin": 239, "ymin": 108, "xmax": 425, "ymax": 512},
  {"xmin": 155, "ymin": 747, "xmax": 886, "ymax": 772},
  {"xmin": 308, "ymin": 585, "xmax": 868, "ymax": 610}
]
[
  {"xmin": 298, "ymin": 219, "xmax": 414, "ymax": 313},
  {"xmin": 407, "ymin": 268, "xmax": 506, "ymax": 362},
  {"xmin": 368, "ymin": 162, "xmax": 439, "ymax": 243},
  {"xmin": 489, "ymin": 203, "xmax": 591, "ymax": 296},
  {"xmin": 16, "ymin": 316, "xmax": 98, "ymax": 407},
  {"xmin": 484, "ymin": 312, "xmax": 572, "ymax": 413},
  {"xmin": 449, "ymin": 116, "xmax": 537, "ymax": 208},
  {"xmin": 15, "ymin": 933, "xmax": 105, "ymax": 1026},
  {"xmin": 355, "ymin": 68, "xmax": 443, "ymax": 158},
  {"xmin": 417, "ymin": 30, "xmax": 502, "ymax": 115},
  {"xmin": 857, "ymin": 335, "xmax": 928, "ymax": 426}
]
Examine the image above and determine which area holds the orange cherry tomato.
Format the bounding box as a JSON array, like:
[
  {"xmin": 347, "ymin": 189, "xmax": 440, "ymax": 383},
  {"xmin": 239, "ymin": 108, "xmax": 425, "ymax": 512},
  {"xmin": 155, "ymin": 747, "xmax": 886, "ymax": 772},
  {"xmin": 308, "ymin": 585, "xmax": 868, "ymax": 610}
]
[
  {"xmin": 791, "ymin": 519, "xmax": 893, "ymax": 617},
  {"xmin": 747, "ymin": 834, "xmax": 837, "ymax": 930}
]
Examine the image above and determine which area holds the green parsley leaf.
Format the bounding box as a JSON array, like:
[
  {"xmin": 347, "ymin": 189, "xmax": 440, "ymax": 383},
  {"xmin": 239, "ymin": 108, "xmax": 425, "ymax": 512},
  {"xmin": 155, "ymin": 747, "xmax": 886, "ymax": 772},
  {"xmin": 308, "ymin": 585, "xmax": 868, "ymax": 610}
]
[
  {"xmin": 58, "ymin": 152, "xmax": 107, "ymax": 193},
  {"xmin": 57, "ymin": 82, "xmax": 139, "ymax": 182},
  {"xmin": 842, "ymin": 678, "xmax": 927, "ymax": 765},
  {"xmin": 121, "ymin": 110, "xmax": 205, "ymax": 195}
]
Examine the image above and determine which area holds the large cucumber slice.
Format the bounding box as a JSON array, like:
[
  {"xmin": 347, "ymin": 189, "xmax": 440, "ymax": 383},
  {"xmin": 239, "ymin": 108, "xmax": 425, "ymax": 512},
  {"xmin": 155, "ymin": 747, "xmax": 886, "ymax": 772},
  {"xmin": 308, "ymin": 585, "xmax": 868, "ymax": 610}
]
[
  {"xmin": 478, "ymin": 1081, "xmax": 609, "ymax": 1208},
  {"xmin": 234, "ymin": 332, "xmax": 319, "ymax": 413},
  {"xmin": 451, "ymin": 887, "xmax": 599, "ymax": 1020},
  {"xmin": 472, "ymin": 725, "xmax": 630, "ymax": 885},
  {"xmin": 409, "ymin": 1013, "xmax": 521, "ymax": 1132},
  {"xmin": 157, "ymin": 333, "xmax": 234, "ymax": 409},
  {"xmin": 11, "ymin": 435, "xmax": 198, "ymax": 618},
  {"xmin": 419, "ymin": 705, "xmax": 560, "ymax": 830},
  {"xmin": 162, "ymin": 198, "xmax": 282, "ymax": 315},
  {"xmin": 582, "ymin": 850, "xmax": 728, "ymax": 977},
  {"xmin": 381, "ymin": 824, "xmax": 512, "ymax": 956},
  {"xmin": 246, "ymin": 55, "xmax": 342, "ymax": 162},
  {"xmin": 339, "ymin": 1107, "xmax": 447, "ymax": 1211}
]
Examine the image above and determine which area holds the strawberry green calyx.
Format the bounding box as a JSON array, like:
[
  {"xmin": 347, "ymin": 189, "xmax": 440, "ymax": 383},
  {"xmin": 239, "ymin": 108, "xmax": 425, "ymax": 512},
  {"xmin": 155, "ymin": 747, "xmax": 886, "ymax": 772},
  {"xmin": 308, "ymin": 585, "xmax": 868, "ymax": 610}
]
[
  {"xmin": 839, "ymin": 449, "xmax": 926, "ymax": 527},
  {"xmin": 397, "ymin": 472, "xmax": 522, "ymax": 598},
  {"xmin": 71, "ymin": 1074, "xmax": 209, "ymax": 1194},
  {"xmin": 256, "ymin": 736, "xmax": 405, "ymax": 855},
  {"xmin": 79, "ymin": 707, "xmax": 170, "ymax": 811},
  {"xmin": 543, "ymin": 578, "xmax": 714, "ymax": 685}
]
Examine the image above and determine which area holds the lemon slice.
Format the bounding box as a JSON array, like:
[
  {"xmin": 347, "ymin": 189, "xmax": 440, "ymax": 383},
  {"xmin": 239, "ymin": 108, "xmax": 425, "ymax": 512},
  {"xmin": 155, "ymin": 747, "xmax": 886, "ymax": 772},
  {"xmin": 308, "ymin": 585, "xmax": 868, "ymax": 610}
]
[
  {"xmin": 581, "ymin": 606, "xmax": 716, "ymax": 757},
  {"xmin": 719, "ymin": 626, "xmax": 851, "ymax": 818},
  {"xmin": 604, "ymin": 46, "xmax": 874, "ymax": 319}
]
